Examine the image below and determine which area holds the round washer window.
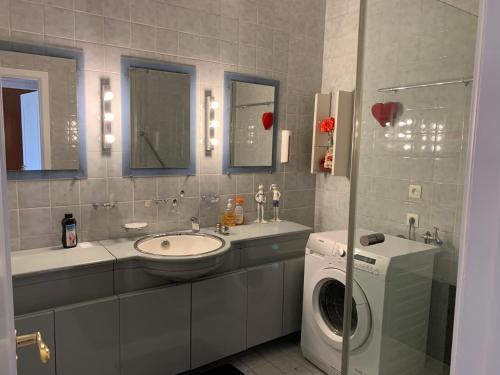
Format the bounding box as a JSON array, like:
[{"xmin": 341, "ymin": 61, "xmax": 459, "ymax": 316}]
[{"xmin": 318, "ymin": 279, "xmax": 358, "ymax": 336}]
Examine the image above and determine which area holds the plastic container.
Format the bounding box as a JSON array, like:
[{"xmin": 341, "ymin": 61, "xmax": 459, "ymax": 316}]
[
  {"xmin": 235, "ymin": 196, "xmax": 245, "ymax": 225},
  {"xmin": 222, "ymin": 198, "xmax": 236, "ymax": 227},
  {"xmin": 61, "ymin": 213, "xmax": 78, "ymax": 248}
]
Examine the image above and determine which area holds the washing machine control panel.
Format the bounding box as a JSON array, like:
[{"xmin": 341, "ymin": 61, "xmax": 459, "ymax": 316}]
[{"xmin": 354, "ymin": 251, "xmax": 382, "ymax": 275}]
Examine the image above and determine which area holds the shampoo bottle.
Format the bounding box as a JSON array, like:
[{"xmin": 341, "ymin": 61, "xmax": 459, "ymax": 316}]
[
  {"xmin": 235, "ymin": 196, "xmax": 245, "ymax": 225},
  {"xmin": 222, "ymin": 198, "xmax": 236, "ymax": 227},
  {"xmin": 61, "ymin": 213, "xmax": 78, "ymax": 248}
]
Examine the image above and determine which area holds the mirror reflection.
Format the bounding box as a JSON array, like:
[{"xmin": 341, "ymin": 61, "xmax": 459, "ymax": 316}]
[
  {"xmin": 230, "ymin": 81, "xmax": 276, "ymax": 167},
  {"xmin": 0, "ymin": 50, "xmax": 78, "ymax": 171},
  {"xmin": 129, "ymin": 67, "xmax": 191, "ymax": 169},
  {"xmin": 224, "ymin": 72, "xmax": 279, "ymax": 173}
]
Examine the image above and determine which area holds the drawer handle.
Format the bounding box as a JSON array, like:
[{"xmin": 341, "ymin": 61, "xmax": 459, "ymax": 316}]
[{"xmin": 16, "ymin": 331, "xmax": 51, "ymax": 364}]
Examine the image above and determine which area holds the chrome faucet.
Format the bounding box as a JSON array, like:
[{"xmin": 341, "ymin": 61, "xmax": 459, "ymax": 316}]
[
  {"xmin": 422, "ymin": 227, "xmax": 444, "ymax": 246},
  {"xmin": 191, "ymin": 217, "xmax": 200, "ymax": 233}
]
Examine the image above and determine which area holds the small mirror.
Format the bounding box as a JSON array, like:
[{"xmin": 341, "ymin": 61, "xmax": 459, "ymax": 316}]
[
  {"xmin": 223, "ymin": 72, "xmax": 279, "ymax": 174},
  {"xmin": 0, "ymin": 45, "xmax": 82, "ymax": 178},
  {"xmin": 121, "ymin": 58, "xmax": 196, "ymax": 176}
]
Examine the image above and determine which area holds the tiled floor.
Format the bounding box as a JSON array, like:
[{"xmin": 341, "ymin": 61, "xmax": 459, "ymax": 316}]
[
  {"xmin": 230, "ymin": 335, "xmax": 325, "ymax": 375},
  {"xmin": 194, "ymin": 334, "xmax": 449, "ymax": 375}
]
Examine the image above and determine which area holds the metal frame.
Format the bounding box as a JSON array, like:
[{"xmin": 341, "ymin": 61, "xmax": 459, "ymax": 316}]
[
  {"xmin": 222, "ymin": 72, "xmax": 280, "ymax": 174},
  {"xmin": 0, "ymin": 41, "xmax": 87, "ymax": 180},
  {"xmin": 342, "ymin": 0, "xmax": 366, "ymax": 373},
  {"xmin": 378, "ymin": 77, "xmax": 473, "ymax": 92},
  {"xmin": 121, "ymin": 57, "xmax": 196, "ymax": 177}
]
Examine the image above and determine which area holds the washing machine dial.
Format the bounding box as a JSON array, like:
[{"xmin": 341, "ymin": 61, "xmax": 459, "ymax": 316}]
[{"xmin": 337, "ymin": 247, "xmax": 346, "ymax": 257}]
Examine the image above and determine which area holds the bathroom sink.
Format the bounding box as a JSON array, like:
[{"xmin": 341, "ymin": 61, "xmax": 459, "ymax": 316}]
[
  {"xmin": 133, "ymin": 232, "xmax": 229, "ymax": 281},
  {"xmin": 134, "ymin": 233, "xmax": 225, "ymax": 257}
]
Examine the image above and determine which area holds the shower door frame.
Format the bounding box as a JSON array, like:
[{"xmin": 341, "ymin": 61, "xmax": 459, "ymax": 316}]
[{"xmin": 342, "ymin": 0, "xmax": 500, "ymax": 374}]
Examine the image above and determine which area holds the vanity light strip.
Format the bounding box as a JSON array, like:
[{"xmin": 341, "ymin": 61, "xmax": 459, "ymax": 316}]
[
  {"xmin": 101, "ymin": 77, "xmax": 115, "ymax": 150},
  {"xmin": 205, "ymin": 90, "xmax": 219, "ymax": 152}
]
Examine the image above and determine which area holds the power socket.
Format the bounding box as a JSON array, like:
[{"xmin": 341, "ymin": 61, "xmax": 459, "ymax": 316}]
[{"xmin": 406, "ymin": 213, "xmax": 419, "ymax": 227}]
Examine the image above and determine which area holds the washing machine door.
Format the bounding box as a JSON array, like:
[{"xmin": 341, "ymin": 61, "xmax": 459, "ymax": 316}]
[{"xmin": 310, "ymin": 267, "xmax": 371, "ymax": 351}]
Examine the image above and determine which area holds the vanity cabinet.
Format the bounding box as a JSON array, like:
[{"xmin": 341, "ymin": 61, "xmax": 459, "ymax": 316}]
[
  {"xmin": 191, "ymin": 270, "xmax": 247, "ymax": 368},
  {"xmin": 54, "ymin": 296, "xmax": 120, "ymax": 375},
  {"xmin": 12, "ymin": 228, "xmax": 311, "ymax": 374},
  {"xmin": 119, "ymin": 283, "xmax": 191, "ymax": 375},
  {"xmin": 15, "ymin": 310, "xmax": 56, "ymax": 375},
  {"xmin": 283, "ymin": 257, "xmax": 305, "ymax": 335},
  {"xmin": 247, "ymin": 262, "xmax": 284, "ymax": 347}
]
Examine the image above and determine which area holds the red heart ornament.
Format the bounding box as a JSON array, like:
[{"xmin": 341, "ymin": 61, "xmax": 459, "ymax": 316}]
[
  {"xmin": 371, "ymin": 102, "xmax": 399, "ymax": 127},
  {"xmin": 262, "ymin": 112, "xmax": 274, "ymax": 130}
]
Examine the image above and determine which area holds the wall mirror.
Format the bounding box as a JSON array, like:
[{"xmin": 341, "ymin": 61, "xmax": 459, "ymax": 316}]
[
  {"xmin": 121, "ymin": 57, "xmax": 196, "ymax": 176},
  {"xmin": 223, "ymin": 72, "xmax": 279, "ymax": 174},
  {"xmin": 0, "ymin": 42, "xmax": 85, "ymax": 179}
]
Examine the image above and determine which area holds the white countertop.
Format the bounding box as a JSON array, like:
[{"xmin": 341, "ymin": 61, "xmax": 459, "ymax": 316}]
[
  {"xmin": 11, "ymin": 242, "xmax": 116, "ymax": 278},
  {"xmin": 101, "ymin": 221, "xmax": 312, "ymax": 261},
  {"xmin": 11, "ymin": 221, "xmax": 312, "ymax": 277}
]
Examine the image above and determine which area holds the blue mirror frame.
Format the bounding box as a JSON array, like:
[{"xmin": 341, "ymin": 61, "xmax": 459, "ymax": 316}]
[
  {"xmin": 223, "ymin": 72, "xmax": 280, "ymax": 174},
  {"xmin": 0, "ymin": 41, "xmax": 86, "ymax": 180},
  {"xmin": 121, "ymin": 57, "xmax": 196, "ymax": 176}
]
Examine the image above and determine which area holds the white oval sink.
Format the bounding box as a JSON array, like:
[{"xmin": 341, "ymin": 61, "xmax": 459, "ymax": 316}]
[{"xmin": 134, "ymin": 233, "xmax": 225, "ymax": 257}]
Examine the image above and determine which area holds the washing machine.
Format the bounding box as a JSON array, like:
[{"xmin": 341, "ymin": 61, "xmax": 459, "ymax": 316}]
[{"xmin": 301, "ymin": 229, "xmax": 438, "ymax": 375}]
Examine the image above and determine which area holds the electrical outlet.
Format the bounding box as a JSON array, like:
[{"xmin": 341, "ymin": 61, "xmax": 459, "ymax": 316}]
[
  {"xmin": 406, "ymin": 213, "xmax": 419, "ymax": 227},
  {"xmin": 409, "ymin": 184, "xmax": 422, "ymax": 199},
  {"xmin": 145, "ymin": 200, "xmax": 152, "ymax": 208}
]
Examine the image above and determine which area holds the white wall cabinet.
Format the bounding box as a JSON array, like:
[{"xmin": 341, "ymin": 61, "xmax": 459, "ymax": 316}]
[{"xmin": 311, "ymin": 90, "xmax": 354, "ymax": 176}]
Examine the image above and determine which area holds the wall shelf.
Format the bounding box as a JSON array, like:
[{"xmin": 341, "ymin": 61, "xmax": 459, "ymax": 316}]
[{"xmin": 310, "ymin": 90, "xmax": 354, "ymax": 176}]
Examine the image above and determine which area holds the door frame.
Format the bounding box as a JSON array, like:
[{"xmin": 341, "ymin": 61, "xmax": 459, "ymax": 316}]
[
  {"xmin": 451, "ymin": 0, "xmax": 500, "ymax": 373},
  {"xmin": 0, "ymin": 67, "xmax": 52, "ymax": 170},
  {"xmin": 0, "ymin": 74, "xmax": 18, "ymax": 374}
]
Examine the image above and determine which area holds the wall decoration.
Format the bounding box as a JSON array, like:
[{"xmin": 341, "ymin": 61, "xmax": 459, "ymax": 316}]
[
  {"xmin": 310, "ymin": 91, "xmax": 354, "ymax": 176},
  {"xmin": 371, "ymin": 102, "xmax": 401, "ymax": 127},
  {"xmin": 320, "ymin": 117, "xmax": 335, "ymax": 170},
  {"xmin": 262, "ymin": 112, "xmax": 274, "ymax": 130}
]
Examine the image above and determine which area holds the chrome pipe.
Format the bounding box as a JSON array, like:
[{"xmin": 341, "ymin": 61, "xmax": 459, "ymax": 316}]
[{"xmin": 378, "ymin": 77, "xmax": 473, "ymax": 92}]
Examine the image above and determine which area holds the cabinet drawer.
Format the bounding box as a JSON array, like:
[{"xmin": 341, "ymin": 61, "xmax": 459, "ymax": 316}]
[
  {"xmin": 241, "ymin": 235, "xmax": 308, "ymax": 267},
  {"xmin": 54, "ymin": 296, "xmax": 120, "ymax": 375},
  {"xmin": 119, "ymin": 283, "xmax": 191, "ymax": 375},
  {"xmin": 191, "ymin": 270, "xmax": 247, "ymax": 369},
  {"xmin": 15, "ymin": 310, "xmax": 56, "ymax": 375}
]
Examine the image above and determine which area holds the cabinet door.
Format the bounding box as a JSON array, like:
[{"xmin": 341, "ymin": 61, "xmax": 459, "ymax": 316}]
[
  {"xmin": 191, "ymin": 270, "xmax": 247, "ymax": 369},
  {"xmin": 283, "ymin": 257, "xmax": 305, "ymax": 335},
  {"xmin": 119, "ymin": 283, "xmax": 191, "ymax": 375},
  {"xmin": 54, "ymin": 297, "xmax": 119, "ymax": 375},
  {"xmin": 247, "ymin": 262, "xmax": 284, "ymax": 348},
  {"xmin": 15, "ymin": 310, "xmax": 55, "ymax": 375}
]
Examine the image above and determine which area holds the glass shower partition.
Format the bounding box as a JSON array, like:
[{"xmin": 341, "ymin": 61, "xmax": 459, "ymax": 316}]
[{"xmin": 344, "ymin": 1, "xmax": 478, "ymax": 374}]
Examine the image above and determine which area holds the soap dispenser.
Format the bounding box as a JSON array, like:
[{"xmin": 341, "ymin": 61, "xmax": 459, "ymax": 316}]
[{"xmin": 222, "ymin": 198, "xmax": 236, "ymax": 227}]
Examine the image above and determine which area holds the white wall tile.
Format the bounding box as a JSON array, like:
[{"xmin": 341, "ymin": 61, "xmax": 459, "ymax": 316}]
[
  {"xmin": 10, "ymin": 0, "xmax": 44, "ymax": 34},
  {"xmin": 44, "ymin": 6, "xmax": 74, "ymax": 38},
  {"xmin": 75, "ymin": 12, "xmax": 104, "ymax": 43}
]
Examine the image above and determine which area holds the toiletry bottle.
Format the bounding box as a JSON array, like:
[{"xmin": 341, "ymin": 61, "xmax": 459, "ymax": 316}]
[
  {"xmin": 61, "ymin": 213, "xmax": 78, "ymax": 248},
  {"xmin": 235, "ymin": 196, "xmax": 245, "ymax": 225},
  {"xmin": 222, "ymin": 198, "xmax": 236, "ymax": 227}
]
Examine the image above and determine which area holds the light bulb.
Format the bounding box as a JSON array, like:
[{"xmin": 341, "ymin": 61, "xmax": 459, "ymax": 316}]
[
  {"xmin": 209, "ymin": 120, "xmax": 219, "ymax": 128},
  {"xmin": 104, "ymin": 112, "xmax": 114, "ymax": 122},
  {"xmin": 210, "ymin": 138, "xmax": 219, "ymax": 146},
  {"xmin": 210, "ymin": 100, "xmax": 219, "ymax": 110},
  {"xmin": 103, "ymin": 91, "xmax": 114, "ymax": 101},
  {"xmin": 104, "ymin": 134, "xmax": 115, "ymax": 144}
]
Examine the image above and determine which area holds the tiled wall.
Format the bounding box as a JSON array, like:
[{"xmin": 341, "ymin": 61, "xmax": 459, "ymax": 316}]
[
  {"xmin": 1, "ymin": 0, "xmax": 325, "ymax": 250},
  {"xmin": 356, "ymin": 0, "xmax": 477, "ymax": 285},
  {"xmin": 314, "ymin": 0, "xmax": 359, "ymax": 232},
  {"xmin": 315, "ymin": 0, "xmax": 478, "ymax": 267}
]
